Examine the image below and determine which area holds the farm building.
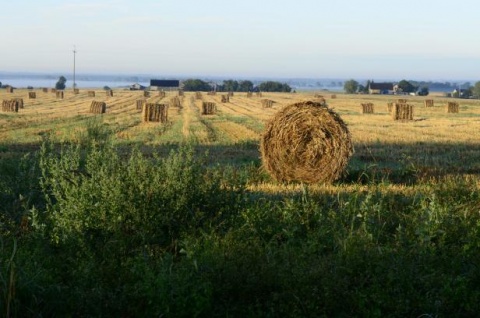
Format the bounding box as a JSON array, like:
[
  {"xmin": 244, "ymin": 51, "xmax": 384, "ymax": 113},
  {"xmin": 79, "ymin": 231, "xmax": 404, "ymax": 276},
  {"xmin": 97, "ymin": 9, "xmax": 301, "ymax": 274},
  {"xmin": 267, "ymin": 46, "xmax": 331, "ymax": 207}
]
[
  {"xmin": 129, "ymin": 83, "xmax": 146, "ymax": 91},
  {"xmin": 150, "ymin": 79, "xmax": 181, "ymax": 91},
  {"xmin": 368, "ymin": 82, "xmax": 394, "ymax": 94}
]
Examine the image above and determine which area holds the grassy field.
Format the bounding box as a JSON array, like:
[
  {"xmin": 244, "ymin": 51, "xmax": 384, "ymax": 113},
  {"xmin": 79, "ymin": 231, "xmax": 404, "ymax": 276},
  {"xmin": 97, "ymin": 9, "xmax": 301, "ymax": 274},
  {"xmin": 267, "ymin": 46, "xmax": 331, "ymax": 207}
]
[{"xmin": 1, "ymin": 88, "xmax": 480, "ymax": 316}]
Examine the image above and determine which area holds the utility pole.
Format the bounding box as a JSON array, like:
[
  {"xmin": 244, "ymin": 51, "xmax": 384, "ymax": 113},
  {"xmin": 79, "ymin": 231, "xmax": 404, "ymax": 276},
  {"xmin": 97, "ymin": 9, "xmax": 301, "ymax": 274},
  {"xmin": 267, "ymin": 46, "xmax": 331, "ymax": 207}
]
[{"xmin": 73, "ymin": 45, "xmax": 77, "ymax": 90}]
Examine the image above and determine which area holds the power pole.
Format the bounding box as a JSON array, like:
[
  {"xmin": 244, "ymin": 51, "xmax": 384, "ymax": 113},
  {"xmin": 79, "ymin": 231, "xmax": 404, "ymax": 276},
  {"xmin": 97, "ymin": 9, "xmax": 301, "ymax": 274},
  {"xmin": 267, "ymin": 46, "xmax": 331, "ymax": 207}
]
[{"xmin": 73, "ymin": 45, "xmax": 77, "ymax": 90}]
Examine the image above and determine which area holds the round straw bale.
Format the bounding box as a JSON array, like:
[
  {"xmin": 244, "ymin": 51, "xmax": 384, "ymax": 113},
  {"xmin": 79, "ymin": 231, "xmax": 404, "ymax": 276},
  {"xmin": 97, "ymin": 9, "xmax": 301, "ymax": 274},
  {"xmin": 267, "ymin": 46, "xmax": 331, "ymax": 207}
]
[{"xmin": 260, "ymin": 101, "xmax": 353, "ymax": 184}]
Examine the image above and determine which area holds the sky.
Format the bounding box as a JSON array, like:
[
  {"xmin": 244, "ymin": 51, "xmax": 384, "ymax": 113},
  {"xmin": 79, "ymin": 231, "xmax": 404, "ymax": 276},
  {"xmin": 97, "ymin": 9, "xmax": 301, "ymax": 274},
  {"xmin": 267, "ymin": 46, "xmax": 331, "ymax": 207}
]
[{"xmin": 1, "ymin": 0, "xmax": 480, "ymax": 81}]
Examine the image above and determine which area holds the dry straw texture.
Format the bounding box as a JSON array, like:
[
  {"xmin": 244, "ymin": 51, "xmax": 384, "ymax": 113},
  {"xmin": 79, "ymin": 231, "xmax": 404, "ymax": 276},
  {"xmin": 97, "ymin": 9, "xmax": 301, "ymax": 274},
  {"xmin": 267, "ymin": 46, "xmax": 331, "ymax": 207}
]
[
  {"xmin": 246, "ymin": 92, "xmax": 253, "ymax": 98},
  {"xmin": 136, "ymin": 99, "xmax": 146, "ymax": 111},
  {"xmin": 178, "ymin": 90, "xmax": 184, "ymax": 96},
  {"xmin": 170, "ymin": 96, "xmax": 181, "ymax": 108},
  {"xmin": 397, "ymin": 98, "xmax": 407, "ymax": 103},
  {"xmin": 56, "ymin": 91, "xmax": 64, "ymax": 99},
  {"xmin": 2, "ymin": 100, "xmax": 19, "ymax": 112},
  {"xmin": 51, "ymin": 88, "xmax": 56, "ymax": 93},
  {"xmin": 74, "ymin": 89, "xmax": 80, "ymax": 94},
  {"xmin": 331, "ymin": 94, "xmax": 337, "ymax": 99},
  {"xmin": 88, "ymin": 91, "xmax": 96, "ymax": 97},
  {"xmin": 228, "ymin": 91, "xmax": 234, "ymax": 97},
  {"xmin": 256, "ymin": 92, "xmax": 263, "ymax": 97},
  {"xmin": 387, "ymin": 102, "xmax": 393, "ymax": 113},
  {"xmin": 392, "ymin": 103, "xmax": 414, "ymax": 121},
  {"xmin": 195, "ymin": 92, "xmax": 203, "ymax": 100},
  {"xmin": 6, "ymin": 87, "xmax": 14, "ymax": 93},
  {"xmin": 447, "ymin": 102, "xmax": 459, "ymax": 113},
  {"xmin": 142, "ymin": 103, "xmax": 168, "ymax": 123},
  {"xmin": 361, "ymin": 103, "xmax": 374, "ymax": 114},
  {"xmin": 106, "ymin": 90, "xmax": 113, "ymax": 97},
  {"xmin": 90, "ymin": 101, "xmax": 106, "ymax": 114},
  {"xmin": 221, "ymin": 95, "xmax": 230, "ymax": 103},
  {"xmin": 29, "ymin": 92, "xmax": 36, "ymax": 99},
  {"xmin": 207, "ymin": 91, "xmax": 216, "ymax": 96},
  {"xmin": 260, "ymin": 100, "xmax": 353, "ymax": 184},
  {"xmin": 202, "ymin": 102, "xmax": 216, "ymax": 115},
  {"xmin": 14, "ymin": 98, "xmax": 24, "ymax": 109},
  {"xmin": 424, "ymin": 99, "xmax": 434, "ymax": 107},
  {"xmin": 261, "ymin": 99, "xmax": 274, "ymax": 108},
  {"xmin": 158, "ymin": 91, "xmax": 166, "ymax": 98},
  {"xmin": 42, "ymin": 88, "xmax": 48, "ymax": 93},
  {"xmin": 143, "ymin": 91, "xmax": 150, "ymax": 97}
]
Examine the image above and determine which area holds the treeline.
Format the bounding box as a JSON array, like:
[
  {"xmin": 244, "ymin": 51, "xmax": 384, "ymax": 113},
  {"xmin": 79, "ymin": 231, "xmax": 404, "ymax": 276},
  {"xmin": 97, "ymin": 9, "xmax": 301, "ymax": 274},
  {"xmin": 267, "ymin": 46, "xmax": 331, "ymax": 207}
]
[{"xmin": 182, "ymin": 79, "xmax": 292, "ymax": 92}]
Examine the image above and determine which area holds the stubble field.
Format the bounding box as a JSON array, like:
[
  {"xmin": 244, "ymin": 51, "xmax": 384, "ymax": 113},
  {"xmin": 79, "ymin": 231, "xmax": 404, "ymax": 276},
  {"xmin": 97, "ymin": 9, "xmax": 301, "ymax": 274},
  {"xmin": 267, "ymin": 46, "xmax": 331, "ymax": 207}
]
[{"xmin": 1, "ymin": 87, "xmax": 480, "ymax": 316}]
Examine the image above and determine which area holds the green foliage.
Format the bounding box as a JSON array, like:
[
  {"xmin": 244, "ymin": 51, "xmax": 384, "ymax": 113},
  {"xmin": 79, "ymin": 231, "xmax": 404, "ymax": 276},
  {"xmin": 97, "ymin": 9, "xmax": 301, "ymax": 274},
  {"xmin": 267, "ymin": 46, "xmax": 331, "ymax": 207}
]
[
  {"xmin": 258, "ymin": 81, "xmax": 292, "ymax": 92},
  {"xmin": 238, "ymin": 80, "xmax": 254, "ymax": 92},
  {"xmin": 221, "ymin": 79, "xmax": 239, "ymax": 92},
  {"xmin": 55, "ymin": 76, "xmax": 67, "ymax": 90},
  {"xmin": 182, "ymin": 79, "xmax": 213, "ymax": 91},
  {"xmin": 344, "ymin": 79, "xmax": 359, "ymax": 94},
  {"xmin": 397, "ymin": 79, "xmax": 417, "ymax": 93},
  {"xmin": 1, "ymin": 118, "xmax": 480, "ymax": 316},
  {"xmin": 216, "ymin": 80, "xmax": 255, "ymax": 92},
  {"xmin": 418, "ymin": 86, "xmax": 429, "ymax": 96},
  {"xmin": 473, "ymin": 81, "xmax": 480, "ymax": 98}
]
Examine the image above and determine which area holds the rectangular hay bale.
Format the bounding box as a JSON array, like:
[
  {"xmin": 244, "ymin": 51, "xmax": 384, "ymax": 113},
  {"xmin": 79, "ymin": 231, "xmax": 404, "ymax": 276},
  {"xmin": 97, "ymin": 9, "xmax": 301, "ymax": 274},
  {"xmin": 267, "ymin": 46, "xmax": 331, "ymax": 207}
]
[
  {"xmin": 202, "ymin": 102, "xmax": 216, "ymax": 115},
  {"xmin": 424, "ymin": 99, "xmax": 434, "ymax": 107},
  {"xmin": 142, "ymin": 103, "xmax": 168, "ymax": 123},
  {"xmin": 392, "ymin": 103, "xmax": 414, "ymax": 121},
  {"xmin": 446, "ymin": 102, "xmax": 459, "ymax": 113},
  {"xmin": 29, "ymin": 92, "xmax": 36, "ymax": 99},
  {"xmin": 2, "ymin": 100, "xmax": 19, "ymax": 112},
  {"xmin": 261, "ymin": 99, "xmax": 274, "ymax": 108},
  {"xmin": 88, "ymin": 91, "xmax": 96, "ymax": 97},
  {"xmin": 361, "ymin": 103, "xmax": 374, "ymax": 114},
  {"xmin": 136, "ymin": 99, "xmax": 146, "ymax": 110}
]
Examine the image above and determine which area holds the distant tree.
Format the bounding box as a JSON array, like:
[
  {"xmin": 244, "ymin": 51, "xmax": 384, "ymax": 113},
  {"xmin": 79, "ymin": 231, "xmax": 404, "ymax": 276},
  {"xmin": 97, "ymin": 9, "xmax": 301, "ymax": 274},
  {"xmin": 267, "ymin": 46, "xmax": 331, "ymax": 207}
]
[
  {"xmin": 0, "ymin": 81, "xmax": 2, "ymax": 88},
  {"xmin": 357, "ymin": 84, "xmax": 365, "ymax": 93},
  {"xmin": 363, "ymin": 80, "xmax": 372, "ymax": 93},
  {"xmin": 473, "ymin": 81, "xmax": 480, "ymax": 98},
  {"xmin": 397, "ymin": 80, "xmax": 417, "ymax": 94},
  {"xmin": 343, "ymin": 79, "xmax": 359, "ymax": 94},
  {"xmin": 238, "ymin": 80, "xmax": 254, "ymax": 92},
  {"xmin": 258, "ymin": 81, "xmax": 292, "ymax": 92},
  {"xmin": 222, "ymin": 80, "xmax": 239, "ymax": 92},
  {"xmin": 55, "ymin": 76, "xmax": 67, "ymax": 90},
  {"xmin": 417, "ymin": 86, "xmax": 429, "ymax": 96},
  {"xmin": 182, "ymin": 79, "xmax": 213, "ymax": 91},
  {"xmin": 103, "ymin": 86, "xmax": 111, "ymax": 90}
]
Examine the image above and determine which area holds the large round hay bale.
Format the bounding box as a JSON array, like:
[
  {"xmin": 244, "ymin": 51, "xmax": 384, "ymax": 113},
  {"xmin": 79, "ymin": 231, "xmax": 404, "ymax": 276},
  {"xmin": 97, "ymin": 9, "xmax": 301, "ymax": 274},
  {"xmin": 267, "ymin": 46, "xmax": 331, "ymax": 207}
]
[{"xmin": 260, "ymin": 101, "xmax": 353, "ymax": 184}]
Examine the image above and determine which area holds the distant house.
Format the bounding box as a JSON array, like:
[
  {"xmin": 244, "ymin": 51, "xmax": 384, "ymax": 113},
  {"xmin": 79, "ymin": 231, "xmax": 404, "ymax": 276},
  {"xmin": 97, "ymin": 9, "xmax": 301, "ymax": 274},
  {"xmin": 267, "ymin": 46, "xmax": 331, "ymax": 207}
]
[
  {"xmin": 452, "ymin": 88, "xmax": 471, "ymax": 98},
  {"xmin": 368, "ymin": 82, "xmax": 394, "ymax": 94},
  {"xmin": 130, "ymin": 83, "xmax": 146, "ymax": 90},
  {"xmin": 150, "ymin": 79, "xmax": 180, "ymax": 91}
]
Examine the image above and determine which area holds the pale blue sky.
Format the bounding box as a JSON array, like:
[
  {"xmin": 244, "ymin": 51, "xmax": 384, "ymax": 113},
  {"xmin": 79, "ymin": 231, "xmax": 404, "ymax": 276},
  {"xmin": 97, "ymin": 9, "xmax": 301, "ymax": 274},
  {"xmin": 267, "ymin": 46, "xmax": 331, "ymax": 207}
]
[{"xmin": 2, "ymin": 0, "xmax": 479, "ymax": 80}]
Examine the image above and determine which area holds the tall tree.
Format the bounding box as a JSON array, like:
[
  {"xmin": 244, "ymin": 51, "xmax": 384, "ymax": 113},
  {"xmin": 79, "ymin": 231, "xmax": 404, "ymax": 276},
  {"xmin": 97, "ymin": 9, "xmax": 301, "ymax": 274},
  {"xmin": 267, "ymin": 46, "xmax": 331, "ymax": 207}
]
[
  {"xmin": 343, "ymin": 79, "xmax": 359, "ymax": 94},
  {"xmin": 258, "ymin": 81, "xmax": 292, "ymax": 92},
  {"xmin": 397, "ymin": 80, "xmax": 417, "ymax": 94},
  {"xmin": 238, "ymin": 80, "xmax": 254, "ymax": 92},
  {"xmin": 182, "ymin": 79, "xmax": 213, "ymax": 91},
  {"xmin": 55, "ymin": 76, "xmax": 67, "ymax": 90},
  {"xmin": 222, "ymin": 80, "xmax": 239, "ymax": 92},
  {"xmin": 472, "ymin": 81, "xmax": 480, "ymax": 98}
]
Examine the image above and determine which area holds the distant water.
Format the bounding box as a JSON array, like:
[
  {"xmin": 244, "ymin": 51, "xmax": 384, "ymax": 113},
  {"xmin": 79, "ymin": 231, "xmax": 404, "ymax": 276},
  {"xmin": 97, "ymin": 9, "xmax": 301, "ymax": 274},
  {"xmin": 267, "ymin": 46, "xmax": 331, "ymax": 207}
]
[
  {"xmin": 0, "ymin": 73, "xmax": 346, "ymax": 91},
  {"xmin": 1, "ymin": 78, "xmax": 149, "ymax": 89}
]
